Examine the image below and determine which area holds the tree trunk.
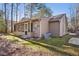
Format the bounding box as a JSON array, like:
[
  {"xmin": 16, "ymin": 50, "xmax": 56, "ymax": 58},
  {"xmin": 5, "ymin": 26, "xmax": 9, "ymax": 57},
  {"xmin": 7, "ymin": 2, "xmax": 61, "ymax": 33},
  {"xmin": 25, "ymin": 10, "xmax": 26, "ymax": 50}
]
[
  {"xmin": 11, "ymin": 3, "xmax": 13, "ymax": 32},
  {"xmin": 29, "ymin": 4, "xmax": 32, "ymax": 32},
  {"xmin": 24, "ymin": 3, "xmax": 26, "ymax": 17},
  {"xmin": 4, "ymin": 3, "xmax": 7, "ymax": 33},
  {"xmin": 16, "ymin": 4, "xmax": 18, "ymax": 23},
  {"xmin": 29, "ymin": 4, "xmax": 32, "ymax": 19}
]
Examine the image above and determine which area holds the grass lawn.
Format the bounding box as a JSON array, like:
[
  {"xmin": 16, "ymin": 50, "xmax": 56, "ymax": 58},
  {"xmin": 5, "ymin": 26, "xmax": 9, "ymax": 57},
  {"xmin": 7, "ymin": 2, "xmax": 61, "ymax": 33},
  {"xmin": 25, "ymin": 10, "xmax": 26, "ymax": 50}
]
[
  {"xmin": 30, "ymin": 35, "xmax": 79, "ymax": 55},
  {"xmin": 33, "ymin": 35, "xmax": 72, "ymax": 47}
]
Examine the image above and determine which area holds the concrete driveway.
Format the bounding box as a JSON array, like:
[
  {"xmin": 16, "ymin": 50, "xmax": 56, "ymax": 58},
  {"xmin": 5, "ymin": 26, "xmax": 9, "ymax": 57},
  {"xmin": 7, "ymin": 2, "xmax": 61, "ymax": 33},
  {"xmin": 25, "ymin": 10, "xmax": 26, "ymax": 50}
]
[{"xmin": 69, "ymin": 38, "xmax": 79, "ymax": 45}]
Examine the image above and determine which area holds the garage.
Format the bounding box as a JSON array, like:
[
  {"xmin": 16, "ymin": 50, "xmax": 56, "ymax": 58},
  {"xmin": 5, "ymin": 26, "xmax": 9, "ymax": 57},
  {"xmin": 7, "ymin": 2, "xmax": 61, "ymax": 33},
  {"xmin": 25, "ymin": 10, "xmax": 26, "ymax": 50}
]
[{"xmin": 49, "ymin": 21, "xmax": 60, "ymax": 36}]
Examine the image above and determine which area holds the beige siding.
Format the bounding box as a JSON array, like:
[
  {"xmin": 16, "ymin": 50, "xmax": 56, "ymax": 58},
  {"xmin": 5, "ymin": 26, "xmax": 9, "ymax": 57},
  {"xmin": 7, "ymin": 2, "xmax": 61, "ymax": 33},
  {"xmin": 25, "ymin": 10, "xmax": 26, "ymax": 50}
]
[
  {"xmin": 60, "ymin": 16, "xmax": 67, "ymax": 36},
  {"xmin": 32, "ymin": 21, "xmax": 40, "ymax": 37},
  {"xmin": 40, "ymin": 18, "xmax": 49, "ymax": 37},
  {"xmin": 49, "ymin": 21, "xmax": 60, "ymax": 36}
]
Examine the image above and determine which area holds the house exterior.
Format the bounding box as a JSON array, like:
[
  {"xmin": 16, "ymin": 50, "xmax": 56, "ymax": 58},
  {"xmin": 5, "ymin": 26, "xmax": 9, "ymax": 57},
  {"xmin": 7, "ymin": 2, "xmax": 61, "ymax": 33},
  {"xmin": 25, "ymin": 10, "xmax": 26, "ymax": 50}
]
[{"xmin": 14, "ymin": 14, "xmax": 67, "ymax": 38}]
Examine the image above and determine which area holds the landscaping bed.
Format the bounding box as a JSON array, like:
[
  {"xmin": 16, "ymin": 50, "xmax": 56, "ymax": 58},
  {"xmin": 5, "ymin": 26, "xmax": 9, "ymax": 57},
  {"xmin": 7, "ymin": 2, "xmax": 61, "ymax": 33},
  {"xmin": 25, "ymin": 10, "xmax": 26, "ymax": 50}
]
[
  {"xmin": 1, "ymin": 34, "xmax": 79, "ymax": 56},
  {"xmin": 0, "ymin": 34, "xmax": 66, "ymax": 56}
]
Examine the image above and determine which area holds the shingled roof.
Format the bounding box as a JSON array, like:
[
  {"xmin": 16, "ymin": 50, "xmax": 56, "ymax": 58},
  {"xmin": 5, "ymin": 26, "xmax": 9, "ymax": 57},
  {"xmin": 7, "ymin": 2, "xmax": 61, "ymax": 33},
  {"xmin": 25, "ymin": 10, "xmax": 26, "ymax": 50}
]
[
  {"xmin": 15, "ymin": 13, "xmax": 66, "ymax": 24},
  {"xmin": 49, "ymin": 14, "xmax": 66, "ymax": 22}
]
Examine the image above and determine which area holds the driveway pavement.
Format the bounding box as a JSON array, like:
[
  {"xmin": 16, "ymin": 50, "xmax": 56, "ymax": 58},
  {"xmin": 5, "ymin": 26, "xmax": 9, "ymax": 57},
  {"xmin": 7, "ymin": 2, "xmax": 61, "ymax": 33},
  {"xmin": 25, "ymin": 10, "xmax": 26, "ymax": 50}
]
[{"xmin": 69, "ymin": 38, "xmax": 79, "ymax": 45}]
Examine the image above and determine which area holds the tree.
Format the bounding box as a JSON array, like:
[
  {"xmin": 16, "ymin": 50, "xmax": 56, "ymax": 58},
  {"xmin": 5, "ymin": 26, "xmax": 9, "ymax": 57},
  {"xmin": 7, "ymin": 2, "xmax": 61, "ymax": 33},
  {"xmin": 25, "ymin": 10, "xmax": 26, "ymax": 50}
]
[
  {"xmin": 0, "ymin": 10, "xmax": 5, "ymax": 32},
  {"xmin": 37, "ymin": 4, "xmax": 52, "ymax": 18},
  {"xmin": 15, "ymin": 3, "xmax": 20, "ymax": 23},
  {"xmin": 11, "ymin": 3, "xmax": 13, "ymax": 32},
  {"xmin": 24, "ymin": 3, "xmax": 52, "ymax": 32},
  {"xmin": 24, "ymin": 3, "xmax": 52, "ymax": 18},
  {"xmin": 15, "ymin": 4, "xmax": 18, "ymax": 23},
  {"xmin": 24, "ymin": 3, "xmax": 38, "ymax": 18},
  {"xmin": 69, "ymin": 4, "xmax": 79, "ymax": 32},
  {"xmin": 4, "ymin": 3, "xmax": 7, "ymax": 33},
  {"xmin": 70, "ymin": 4, "xmax": 79, "ymax": 29},
  {"xmin": 75, "ymin": 5, "xmax": 79, "ymax": 27},
  {"xmin": 24, "ymin": 3, "xmax": 40, "ymax": 32}
]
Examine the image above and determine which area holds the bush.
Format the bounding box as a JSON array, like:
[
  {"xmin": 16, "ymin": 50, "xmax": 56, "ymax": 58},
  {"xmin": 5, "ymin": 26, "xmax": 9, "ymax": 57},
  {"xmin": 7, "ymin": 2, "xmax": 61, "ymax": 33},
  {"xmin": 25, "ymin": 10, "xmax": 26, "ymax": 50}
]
[{"xmin": 68, "ymin": 28, "xmax": 76, "ymax": 33}]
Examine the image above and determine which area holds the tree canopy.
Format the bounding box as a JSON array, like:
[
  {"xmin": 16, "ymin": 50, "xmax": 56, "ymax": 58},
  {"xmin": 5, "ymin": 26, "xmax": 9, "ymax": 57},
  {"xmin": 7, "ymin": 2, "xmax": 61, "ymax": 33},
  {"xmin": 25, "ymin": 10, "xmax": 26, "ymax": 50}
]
[{"xmin": 24, "ymin": 3, "xmax": 52, "ymax": 19}]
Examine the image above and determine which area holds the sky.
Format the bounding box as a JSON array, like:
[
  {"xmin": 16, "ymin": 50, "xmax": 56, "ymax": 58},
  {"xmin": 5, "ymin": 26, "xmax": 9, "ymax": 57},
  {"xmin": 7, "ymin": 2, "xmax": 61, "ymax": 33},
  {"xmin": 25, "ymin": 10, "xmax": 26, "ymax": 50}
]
[
  {"xmin": 0, "ymin": 3, "xmax": 77, "ymax": 21},
  {"xmin": 46, "ymin": 3, "xmax": 75, "ymax": 16}
]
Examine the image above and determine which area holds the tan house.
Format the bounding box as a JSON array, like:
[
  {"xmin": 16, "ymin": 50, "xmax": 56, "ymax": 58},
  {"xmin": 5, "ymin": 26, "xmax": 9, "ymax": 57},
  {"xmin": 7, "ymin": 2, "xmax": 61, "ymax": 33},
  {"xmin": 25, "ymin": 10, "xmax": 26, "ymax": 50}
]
[{"xmin": 14, "ymin": 14, "xmax": 67, "ymax": 38}]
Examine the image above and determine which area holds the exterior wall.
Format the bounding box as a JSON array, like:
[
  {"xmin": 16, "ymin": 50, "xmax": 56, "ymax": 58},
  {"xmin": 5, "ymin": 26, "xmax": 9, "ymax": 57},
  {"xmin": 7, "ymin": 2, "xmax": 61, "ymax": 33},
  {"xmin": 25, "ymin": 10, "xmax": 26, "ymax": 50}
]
[
  {"xmin": 40, "ymin": 18, "xmax": 49, "ymax": 37},
  {"xmin": 60, "ymin": 15, "xmax": 67, "ymax": 36},
  {"xmin": 32, "ymin": 21, "xmax": 40, "ymax": 37}
]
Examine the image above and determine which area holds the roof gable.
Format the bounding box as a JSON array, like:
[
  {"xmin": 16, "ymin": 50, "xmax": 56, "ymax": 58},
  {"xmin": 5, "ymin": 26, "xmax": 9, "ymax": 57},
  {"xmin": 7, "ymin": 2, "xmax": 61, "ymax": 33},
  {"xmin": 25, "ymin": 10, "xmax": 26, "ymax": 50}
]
[{"xmin": 49, "ymin": 14, "xmax": 66, "ymax": 22}]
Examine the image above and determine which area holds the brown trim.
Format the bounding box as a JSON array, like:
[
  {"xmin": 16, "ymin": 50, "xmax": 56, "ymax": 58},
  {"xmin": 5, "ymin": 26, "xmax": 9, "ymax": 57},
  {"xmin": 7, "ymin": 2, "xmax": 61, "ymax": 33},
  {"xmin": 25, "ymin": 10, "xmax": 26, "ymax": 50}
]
[
  {"xmin": 49, "ymin": 21, "xmax": 60, "ymax": 23},
  {"xmin": 15, "ymin": 19, "xmax": 40, "ymax": 25}
]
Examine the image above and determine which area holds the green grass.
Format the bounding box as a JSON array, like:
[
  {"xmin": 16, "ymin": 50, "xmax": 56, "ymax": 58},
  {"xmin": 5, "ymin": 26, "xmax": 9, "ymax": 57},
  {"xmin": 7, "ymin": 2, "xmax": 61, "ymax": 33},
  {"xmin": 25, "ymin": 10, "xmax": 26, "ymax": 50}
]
[
  {"xmin": 30, "ymin": 35, "xmax": 79, "ymax": 55},
  {"xmin": 34, "ymin": 35, "xmax": 72, "ymax": 47}
]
